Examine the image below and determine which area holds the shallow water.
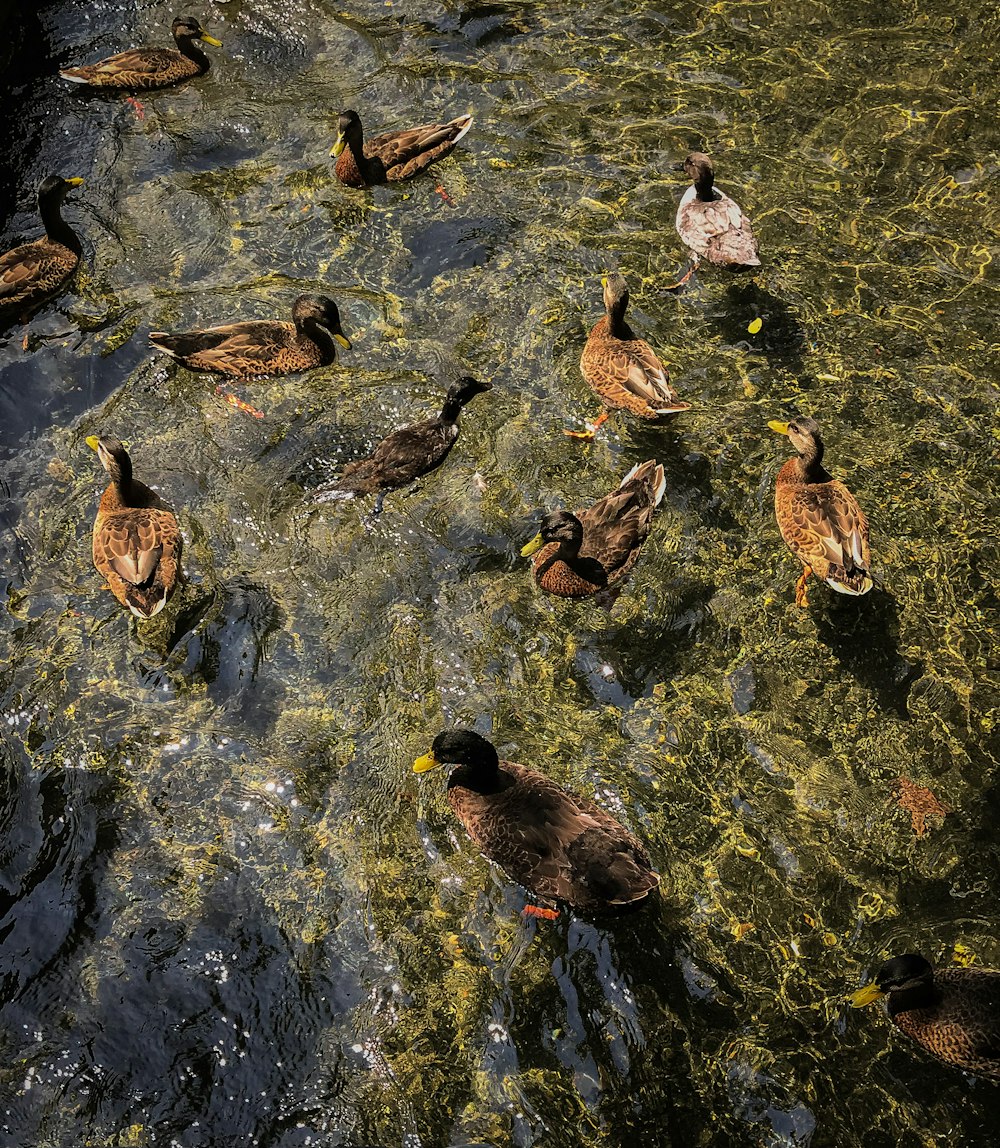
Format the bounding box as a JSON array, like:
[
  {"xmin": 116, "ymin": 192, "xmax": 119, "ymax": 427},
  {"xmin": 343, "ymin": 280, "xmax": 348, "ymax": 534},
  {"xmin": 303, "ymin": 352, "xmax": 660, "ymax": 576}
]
[{"xmin": 0, "ymin": 0, "xmax": 998, "ymax": 1144}]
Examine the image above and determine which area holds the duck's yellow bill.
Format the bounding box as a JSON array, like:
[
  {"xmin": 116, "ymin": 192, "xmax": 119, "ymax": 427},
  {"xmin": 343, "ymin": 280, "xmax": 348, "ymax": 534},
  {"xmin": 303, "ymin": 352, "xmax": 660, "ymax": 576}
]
[
  {"xmin": 200, "ymin": 32, "xmax": 223, "ymax": 47},
  {"xmin": 849, "ymin": 984, "xmax": 885, "ymax": 1008},
  {"xmin": 520, "ymin": 533, "xmax": 543, "ymax": 558},
  {"xmin": 334, "ymin": 333, "xmax": 351, "ymax": 350},
  {"xmin": 767, "ymin": 420, "xmax": 790, "ymax": 435},
  {"xmin": 331, "ymin": 134, "xmax": 346, "ymax": 158},
  {"xmin": 66, "ymin": 178, "xmax": 85, "ymax": 187},
  {"xmin": 85, "ymin": 435, "xmax": 100, "ymax": 451},
  {"xmin": 413, "ymin": 751, "xmax": 440, "ymax": 774}
]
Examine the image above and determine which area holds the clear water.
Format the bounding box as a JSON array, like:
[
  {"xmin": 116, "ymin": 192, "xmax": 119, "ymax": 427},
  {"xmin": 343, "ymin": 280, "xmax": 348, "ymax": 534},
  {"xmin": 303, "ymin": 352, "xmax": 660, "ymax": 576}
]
[{"xmin": 1, "ymin": 0, "xmax": 998, "ymax": 1145}]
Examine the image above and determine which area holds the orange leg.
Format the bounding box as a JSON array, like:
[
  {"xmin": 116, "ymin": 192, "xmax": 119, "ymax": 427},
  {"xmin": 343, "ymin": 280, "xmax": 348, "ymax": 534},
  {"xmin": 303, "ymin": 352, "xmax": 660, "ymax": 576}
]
[
  {"xmin": 522, "ymin": 905, "xmax": 559, "ymax": 921},
  {"xmin": 125, "ymin": 96, "xmax": 145, "ymax": 120},
  {"xmin": 794, "ymin": 566, "xmax": 813, "ymax": 607},
  {"xmin": 563, "ymin": 410, "xmax": 609, "ymax": 441},
  {"xmin": 663, "ymin": 258, "xmax": 699, "ymax": 292}
]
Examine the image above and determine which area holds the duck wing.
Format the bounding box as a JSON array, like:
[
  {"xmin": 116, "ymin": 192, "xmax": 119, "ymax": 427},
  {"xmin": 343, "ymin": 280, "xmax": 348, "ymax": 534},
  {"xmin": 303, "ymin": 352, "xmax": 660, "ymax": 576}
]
[
  {"xmin": 61, "ymin": 48, "xmax": 192, "ymax": 88},
  {"xmin": 95, "ymin": 507, "xmax": 182, "ymax": 619},
  {"xmin": 582, "ymin": 321, "xmax": 688, "ymax": 416},
  {"xmin": 336, "ymin": 419, "xmax": 455, "ymax": 493},
  {"xmin": 781, "ymin": 480, "xmax": 872, "ymax": 592},
  {"xmin": 677, "ymin": 189, "xmax": 759, "ymax": 266},
  {"xmin": 451, "ymin": 762, "xmax": 658, "ymax": 910},
  {"xmin": 150, "ymin": 321, "xmax": 297, "ymax": 377},
  {"xmin": 368, "ymin": 115, "xmax": 473, "ymax": 181},
  {"xmin": 0, "ymin": 241, "xmax": 75, "ymax": 312}
]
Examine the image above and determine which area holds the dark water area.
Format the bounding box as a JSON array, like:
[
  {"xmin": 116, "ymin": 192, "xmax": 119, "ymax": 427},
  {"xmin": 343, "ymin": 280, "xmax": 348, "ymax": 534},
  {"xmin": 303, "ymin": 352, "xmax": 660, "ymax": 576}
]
[{"xmin": 0, "ymin": 0, "xmax": 999, "ymax": 1145}]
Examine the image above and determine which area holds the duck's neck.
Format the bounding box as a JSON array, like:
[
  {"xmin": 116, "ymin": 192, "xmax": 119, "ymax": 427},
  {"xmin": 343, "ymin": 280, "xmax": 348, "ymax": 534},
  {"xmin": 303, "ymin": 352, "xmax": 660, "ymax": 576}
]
[
  {"xmin": 886, "ymin": 980, "xmax": 939, "ymax": 1018},
  {"xmin": 606, "ymin": 301, "xmax": 634, "ymax": 340},
  {"xmin": 448, "ymin": 761, "xmax": 509, "ymax": 795},
  {"xmin": 439, "ymin": 395, "xmax": 464, "ymax": 423},
  {"xmin": 175, "ymin": 35, "xmax": 211, "ymax": 73},
  {"xmin": 40, "ymin": 194, "xmax": 80, "ymax": 254},
  {"xmin": 299, "ymin": 317, "xmax": 338, "ymax": 364},
  {"xmin": 347, "ymin": 133, "xmax": 375, "ymax": 181},
  {"xmin": 695, "ymin": 172, "xmax": 716, "ymax": 203},
  {"xmin": 796, "ymin": 437, "xmax": 829, "ymax": 482}
]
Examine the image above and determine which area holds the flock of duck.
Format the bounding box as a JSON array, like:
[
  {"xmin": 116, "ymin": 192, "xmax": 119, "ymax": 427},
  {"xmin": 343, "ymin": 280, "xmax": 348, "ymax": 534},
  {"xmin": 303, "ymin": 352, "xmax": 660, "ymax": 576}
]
[{"xmin": 3, "ymin": 10, "xmax": 996, "ymax": 1098}]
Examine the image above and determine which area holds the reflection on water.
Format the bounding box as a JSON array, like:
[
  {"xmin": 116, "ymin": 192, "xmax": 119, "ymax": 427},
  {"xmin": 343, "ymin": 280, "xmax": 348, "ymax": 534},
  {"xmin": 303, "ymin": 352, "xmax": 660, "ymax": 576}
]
[{"xmin": 1, "ymin": 0, "xmax": 999, "ymax": 1144}]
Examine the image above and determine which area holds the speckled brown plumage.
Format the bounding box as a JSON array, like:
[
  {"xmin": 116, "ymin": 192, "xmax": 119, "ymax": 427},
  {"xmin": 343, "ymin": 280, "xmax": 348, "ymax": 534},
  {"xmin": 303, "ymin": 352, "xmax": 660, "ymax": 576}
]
[
  {"xmin": 0, "ymin": 176, "xmax": 83, "ymax": 323},
  {"xmin": 525, "ymin": 460, "xmax": 666, "ymax": 598},
  {"xmin": 676, "ymin": 152, "xmax": 759, "ymax": 268},
  {"xmin": 854, "ymin": 955, "xmax": 1000, "ymax": 1081},
  {"xmin": 149, "ymin": 295, "xmax": 350, "ymax": 379},
  {"xmin": 59, "ymin": 17, "xmax": 220, "ymax": 90},
  {"xmin": 770, "ymin": 416, "xmax": 873, "ymax": 604},
  {"xmin": 579, "ymin": 275, "xmax": 689, "ymax": 421},
  {"xmin": 414, "ymin": 730, "xmax": 659, "ymax": 914},
  {"xmin": 332, "ymin": 109, "xmax": 473, "ymax": 188},
  {"xmin": 88, "ymin": 436, "xmax": 181, "ymax": 620}
]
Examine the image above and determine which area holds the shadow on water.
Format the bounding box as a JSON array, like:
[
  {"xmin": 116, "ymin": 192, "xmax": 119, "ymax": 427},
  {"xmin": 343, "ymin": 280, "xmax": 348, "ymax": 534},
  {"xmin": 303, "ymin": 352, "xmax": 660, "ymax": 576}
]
[
  {"xmin": 719, "ymin": 280, "xmax": 810, "ymax": 374},
  {"xmin": 813, "ymin": 590, "xmax": 920, "ymax": 717}
]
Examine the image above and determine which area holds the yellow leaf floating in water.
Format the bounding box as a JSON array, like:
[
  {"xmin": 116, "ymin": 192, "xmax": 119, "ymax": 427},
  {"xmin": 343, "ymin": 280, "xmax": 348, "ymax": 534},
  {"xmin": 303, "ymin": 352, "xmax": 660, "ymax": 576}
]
[{"xmin": 747, "ymin": 318, "xmax": 763, "ymax": 334}]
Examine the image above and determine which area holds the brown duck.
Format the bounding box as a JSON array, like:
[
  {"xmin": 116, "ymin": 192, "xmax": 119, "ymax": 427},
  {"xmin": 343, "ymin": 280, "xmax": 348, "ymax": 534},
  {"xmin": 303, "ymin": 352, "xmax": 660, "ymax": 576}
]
[
  {"xmin": 413, "ymin": 729, "xmax": 659, "ymax": 915},
  {"xmin": 521, "ymin": 460, "xmax": 666, "ymax": 598},
  {"xmin": 315, "ymin": 375, "xmax": 491, "ymax": 515},
  {"xmin": 149, "ymin": 295, "xmax": 350, "ymax": 379},
  {"xmin": 330, "ymin": 108, "xmax": 473, "ymax": 188},
  {"xmin": 851, "ymin": 954, "xmax": 1000, "ymax": 1082},
  {"xmin": 768, "ymin": 416, "xmax": 874, "ymax": 607},
  {"xmin": 674, "ymin": 152, "xmax": 759, "ymax": 280},
  {"xmin": 87, "ymin": 436, "xmax": 182, "ymax": 619},
  {"xmin": 568, "ymin": 274, "xmax": 689, "ymax": 440},
  {"xmin": 60, "ymin": 16, "xmax": 222, "ymax": 90},
  {"xmin": 0, "ymin": 176, "xmax": 84, "ymax": 325}
]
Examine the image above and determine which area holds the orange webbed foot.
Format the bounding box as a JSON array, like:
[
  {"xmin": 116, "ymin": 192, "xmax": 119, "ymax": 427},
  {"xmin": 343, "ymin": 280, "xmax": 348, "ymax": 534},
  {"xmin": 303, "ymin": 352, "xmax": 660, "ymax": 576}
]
[
  {"xmin": 664, "ymin": 260, "xmax": 699, "ymax": 292},
  {"xmin": 522, "ymin": 905, "xmax": 559, "ymax": 921},
  {"xmin": 794, "ymin": 566, "xmax": 813, "ymax": 608},
  {"xmin": 563, "ymin": 411, "xmax": 608, "ymax": 441}
]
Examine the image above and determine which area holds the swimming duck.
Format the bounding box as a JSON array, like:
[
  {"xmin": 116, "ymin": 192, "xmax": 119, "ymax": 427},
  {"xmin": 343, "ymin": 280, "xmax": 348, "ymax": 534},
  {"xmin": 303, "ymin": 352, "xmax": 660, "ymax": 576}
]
[
  {"xmin": 0, "ymin": 176, "xmax": 84, "ymax": 325},
  {"xmin": 87, "ymin": 436, "xmax": 182, "ymax": 619},
  {"xmin": 521, "ymin": 460, "xmax": 666, "ymax": 598},
  {"xmin": 851, "ymin": 954, "xmax": 1000, "ymax": 1081},
  {"xmin": 768, "ymin": 416, "xmax": 874, "ymax": 607},
  {"xmin": 330, "ymin": 108, "xmax": 473, "ymax": 188},
  {"xmin": 149, "ymin": 295, "xmax": 351, "ymax": 379},
  {"xmin": 413, "ymin": 729, "xmax": 660, "ymax": 915},
  {"xmin": 60, "ymin": 16, "xmax": 222, "ymax": 90},
  {"xmin": 315, "ymin": 375, "xmax": 491, "ymax": 515},
  {"xmin": 673, "ymin": 152, "xmax": 759, "ymax": 284},
  {"xmin": 568, "ymin": 274, "xmax": 689, "ymax": 440}
]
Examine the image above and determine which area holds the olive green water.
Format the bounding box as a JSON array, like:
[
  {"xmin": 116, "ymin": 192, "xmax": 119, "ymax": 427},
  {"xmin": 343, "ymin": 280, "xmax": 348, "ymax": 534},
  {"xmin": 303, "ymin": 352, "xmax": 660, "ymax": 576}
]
[{"xmin": 1, "ymin": 0, "xmax": 998, "ymax": 1145}]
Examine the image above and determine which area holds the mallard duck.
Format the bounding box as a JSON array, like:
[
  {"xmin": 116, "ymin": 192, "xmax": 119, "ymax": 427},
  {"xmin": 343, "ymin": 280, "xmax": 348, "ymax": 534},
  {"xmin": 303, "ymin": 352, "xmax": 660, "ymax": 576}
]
[
  {"xmin": 86, "ymin": 435, "xmax": 182, "ymax": 619},
  {"xmin": 330, "ymin": 108, "xmax": 473, "ymax": 188},
  {"xmin": 673, "ymin": 152, "xmax": 759, "ymax": 285},
  {"xmin": 413, "ymin": 729, "xmax": 660, "ymax": 915},
  {"xmin": 315, "ymin": 375, "xmax": 491, "ymax": 514},
  {"xmin": 851, "ymin": 953, "xmax": 1000, "ymax": 1081},
  {"xmin": 521, "ymin": 460, "xmax": 666, "ymax": 598},
  {"xmin": 568, "ymin": 274, "xmax": 689, "ymax": 440},
  {"xmin": 768, "ymin": 416, "xmax": 874, "ymax": 607},
  {"xmin": 60, "ymin": 16, "xmax": 221, "ymax": 90},
  {"xmin": 149, "ymin": 295, "xmax": 350, "ymax": 379},
  {"xmin": 0, "ymin": 176, "xmax": 84, "ymax": 325}
]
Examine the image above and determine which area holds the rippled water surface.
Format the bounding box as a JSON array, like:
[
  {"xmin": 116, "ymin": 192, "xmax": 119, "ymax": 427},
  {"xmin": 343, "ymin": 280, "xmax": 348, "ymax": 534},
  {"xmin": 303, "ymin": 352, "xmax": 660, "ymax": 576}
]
[{"xmin": 1, "ymin": 0, "xmax": 999, "ymax": 1144}]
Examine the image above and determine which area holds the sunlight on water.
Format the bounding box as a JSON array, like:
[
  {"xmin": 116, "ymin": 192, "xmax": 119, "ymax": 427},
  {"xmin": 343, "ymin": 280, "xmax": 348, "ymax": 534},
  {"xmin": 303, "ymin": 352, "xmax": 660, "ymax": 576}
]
[{"xmin": 0, "ymin": 0, "xmax": 998, "ymax": 1145}]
